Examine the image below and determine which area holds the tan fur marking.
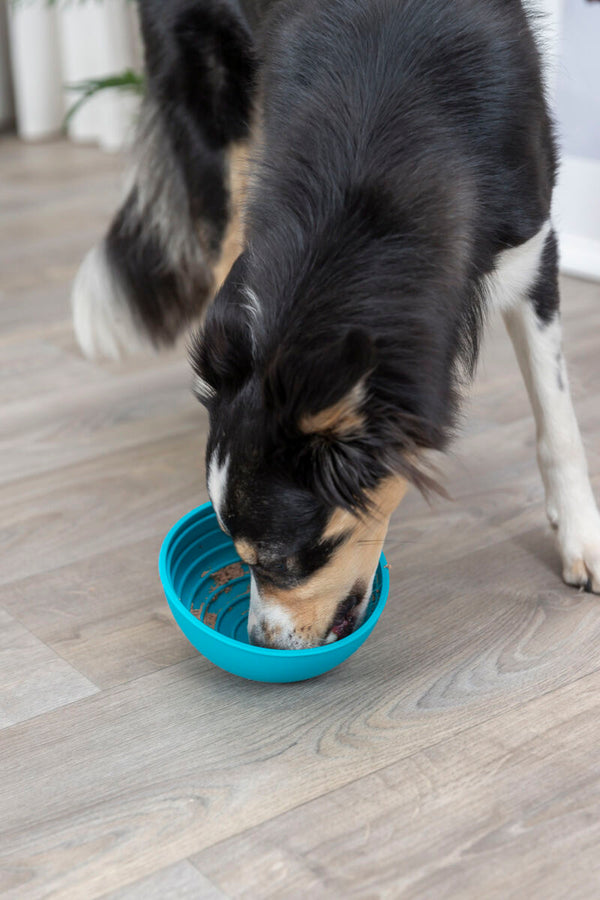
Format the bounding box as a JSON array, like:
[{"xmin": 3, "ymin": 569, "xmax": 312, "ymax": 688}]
[
  {"xmin": 299, "ymin": 383, "xmax": 366, "ymax": 437},
  {"xmin": 323, "ymin": 506, "xmax": 358, "ymax": 541},
  {"xmin": 192, "ymin": 112, "xmax": 264, "ymax": 310},
  {"xmin": 258, "ymin": 476, "xmax": 409, "ymax": 640},
  {"xmin": 212, "ymin": 141, "xmax": 251, "ymax": 289},
  {"xmin": 234, "ymin": 539, "xmax": 258, "ymax": 566}
]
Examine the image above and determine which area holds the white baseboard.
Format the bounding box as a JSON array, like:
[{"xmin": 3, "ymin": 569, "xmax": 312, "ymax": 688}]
[
  {"xmin": 554, "ymin": 156, "xmax": 600, "ymax": 282},
  {"xmin": 558, "ymin": 233, "xmax": 600, "ymax": 282}
]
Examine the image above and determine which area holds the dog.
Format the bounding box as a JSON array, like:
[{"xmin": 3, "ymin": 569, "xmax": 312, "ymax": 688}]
[{"xmin": 72, "ymin": 0, "xmax": 600, "ymax": 648}]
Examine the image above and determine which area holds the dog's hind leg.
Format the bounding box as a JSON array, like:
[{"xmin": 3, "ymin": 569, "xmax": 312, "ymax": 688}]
[
  {"xmin": 72, "ymin": 0, "xmax": 256, "ymax": 359},
  {"xmin": 502, "ymin": 226, "xmax": 600, "ymax": 593}
]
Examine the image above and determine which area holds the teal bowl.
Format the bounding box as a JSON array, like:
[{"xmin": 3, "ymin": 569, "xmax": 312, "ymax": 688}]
[{"xmin": 159, "ymin": 502, "xmax": 389, "ymax": 683}]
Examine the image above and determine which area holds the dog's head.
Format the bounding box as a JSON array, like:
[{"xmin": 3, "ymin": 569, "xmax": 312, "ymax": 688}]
[{"xmin": 190, "ymin": 255, "xmax": 434, "ymax": 648}]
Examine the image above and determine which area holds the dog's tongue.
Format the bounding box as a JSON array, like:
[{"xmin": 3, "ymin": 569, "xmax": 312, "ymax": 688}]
[{"xmin": 331, "ymin": 615, "xmax": 355, "ymax": 640}]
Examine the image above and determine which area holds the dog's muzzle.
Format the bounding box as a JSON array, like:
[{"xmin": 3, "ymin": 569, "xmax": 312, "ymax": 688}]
[{"xmin": 247, "ymin": 574, "xmax": 371, "ymax": 649}]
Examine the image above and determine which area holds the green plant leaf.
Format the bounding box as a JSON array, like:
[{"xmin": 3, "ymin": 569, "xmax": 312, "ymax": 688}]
[{"xmin": 64, "ymin": 69, "xmax": 144, "ymax": 126}]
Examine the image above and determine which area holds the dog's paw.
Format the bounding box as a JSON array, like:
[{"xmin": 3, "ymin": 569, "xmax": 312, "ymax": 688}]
[
  {"xmin": 556, "ymin": 504, "xmax": 600, "ymax": 594},
  {"xmin": 71, "ymin": 243, "xmax": 153, "ymax": 360}
]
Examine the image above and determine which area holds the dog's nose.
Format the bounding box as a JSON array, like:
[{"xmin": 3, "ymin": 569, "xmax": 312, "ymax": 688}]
[{"xmin": 248, "ymin": 625, "xmax": 271, "ymax": 648}]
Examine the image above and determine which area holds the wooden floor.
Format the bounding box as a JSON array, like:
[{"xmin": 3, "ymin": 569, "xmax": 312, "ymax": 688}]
[{"xmin": 1, "ymin": 137, "xmax": 600, "ymax": 900}]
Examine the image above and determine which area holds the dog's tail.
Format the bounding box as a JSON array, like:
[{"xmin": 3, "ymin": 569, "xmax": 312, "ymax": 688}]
[{"xmin": 72, "ymin": 0, "xmax": 256, "ymax": 359}]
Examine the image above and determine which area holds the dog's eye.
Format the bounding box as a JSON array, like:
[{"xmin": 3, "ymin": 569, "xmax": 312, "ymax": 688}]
[
  {"xmin": 254, "ymin": 558, "xmax": 288, "ymax": 579},
  {"xmin": 264, "ymin": 559, "xmax": 287, "ymax": 573}
]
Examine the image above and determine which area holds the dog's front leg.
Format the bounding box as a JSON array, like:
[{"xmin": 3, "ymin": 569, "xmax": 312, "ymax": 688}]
[{"xmin": 502, "ymin": 229, "xmax": 600, "ymax": 593}]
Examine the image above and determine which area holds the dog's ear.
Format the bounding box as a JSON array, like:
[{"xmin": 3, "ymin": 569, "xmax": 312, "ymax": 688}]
[
  {"xmin": 299, "ymin": 380, "xmax": 367, "ymax": 438},
  {"xmin": 189, "ymin": 254, "xmax": 254, "ymax": 403},
  {"xmin": 264, "ymin": 327, "xmax": 376, "ymax": 438}
]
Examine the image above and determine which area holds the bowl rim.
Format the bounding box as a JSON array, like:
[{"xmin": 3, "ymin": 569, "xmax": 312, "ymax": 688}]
[{"xmin": 159, "ymin": 501, "xmax": 390, "ymax": 659}]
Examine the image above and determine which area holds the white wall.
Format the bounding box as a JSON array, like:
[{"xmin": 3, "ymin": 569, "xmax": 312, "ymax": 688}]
[
  {"xmin": 0, "ymin": 0, "xmax": 14, "ymax": 128},
  {"xmin": 556, "ymin": 0, "xmax": 600, "ymax": 161},
  {"xmin": 552, "ymin": 0, "xmax": 600, "ymax": 280},
  {"xmin": 3, "ymin": 0, "xmax": 141, "ymax": 150}
]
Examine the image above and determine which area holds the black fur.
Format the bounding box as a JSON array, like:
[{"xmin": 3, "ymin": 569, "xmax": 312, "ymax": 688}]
[
  {"xmin": 105, "ymin": 187, "xmax": 214, "ymax": 345},
  {"xmin": 146, "ymin": 0, "xmax": 256, "ymax": 151},
  {"xmin": 83, "ymin": 0, "xmax": 562, "ymax": 575},
  {"xmin": 103, "ymin": 0, "xmax": 258, "ymax": 346},
  {"xmin": 530, "ymin": 230, "xmax": 560, "ymax": 325},
  {"xmin": 188, "ymin": 0, "xmax": 557, "ymax": 547}
]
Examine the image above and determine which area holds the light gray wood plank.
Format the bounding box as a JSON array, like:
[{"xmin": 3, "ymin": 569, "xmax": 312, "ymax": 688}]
[
  {"xmin": 0, "ymin": 335, "xmax": 107, "ymax": 406},
  {"xmin": 0, "ymin": 138, "xmax": 123, "ymax": 336},
  {"xmin": 0, "ymin": 432, "xmax": 208, "ymax": 588},
  {"xmin": 100, "ymin": 861, "xmax": 227, "ymax": 900},
  {"xmin": 0, "ymin": 357, "xmax": 200, "ymax": 484},
  {"xmin": 191, "ymin": 671, "xmax": 600, "ymax": 900},
  {"xmin": 192, "ymin": 844, "xmax": 331, "ymax": 900},
  {"xmin": 0, "ymin": 535, "xmax": 196, "ymax": 689},
  {"xmin": 0, "ymin": 607, "xmax": 98, "ymax": 727}
]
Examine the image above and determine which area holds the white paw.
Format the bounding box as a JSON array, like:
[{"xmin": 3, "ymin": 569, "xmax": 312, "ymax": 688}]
[
  {"xmin": 555, "ymin": 504, "xmax": 600, "ymax": 594},
  {"xmin": 71, "ymin": 243, "xmax": 153, "ymax": 360}
]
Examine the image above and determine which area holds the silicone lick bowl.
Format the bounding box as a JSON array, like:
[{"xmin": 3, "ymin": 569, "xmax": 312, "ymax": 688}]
[{"xmin": 159, "ymin": 502, "xmax": 390, "ymax": 683}]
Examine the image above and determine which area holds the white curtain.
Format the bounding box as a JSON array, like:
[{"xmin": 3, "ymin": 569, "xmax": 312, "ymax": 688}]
[{"xmin": 0, "ymin": 0, "xmax": 142, "ymax": 151}]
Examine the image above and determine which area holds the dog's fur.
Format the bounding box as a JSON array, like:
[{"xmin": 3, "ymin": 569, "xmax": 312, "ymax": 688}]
[{"xmin": 73, "ymin": 0, "xmax": 600, "ymax": 648}]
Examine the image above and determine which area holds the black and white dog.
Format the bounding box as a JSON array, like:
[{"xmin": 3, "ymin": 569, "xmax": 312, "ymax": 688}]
[{"xmin": 73, "ymin": 0, "xmax": 600, "ymax": 648}]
